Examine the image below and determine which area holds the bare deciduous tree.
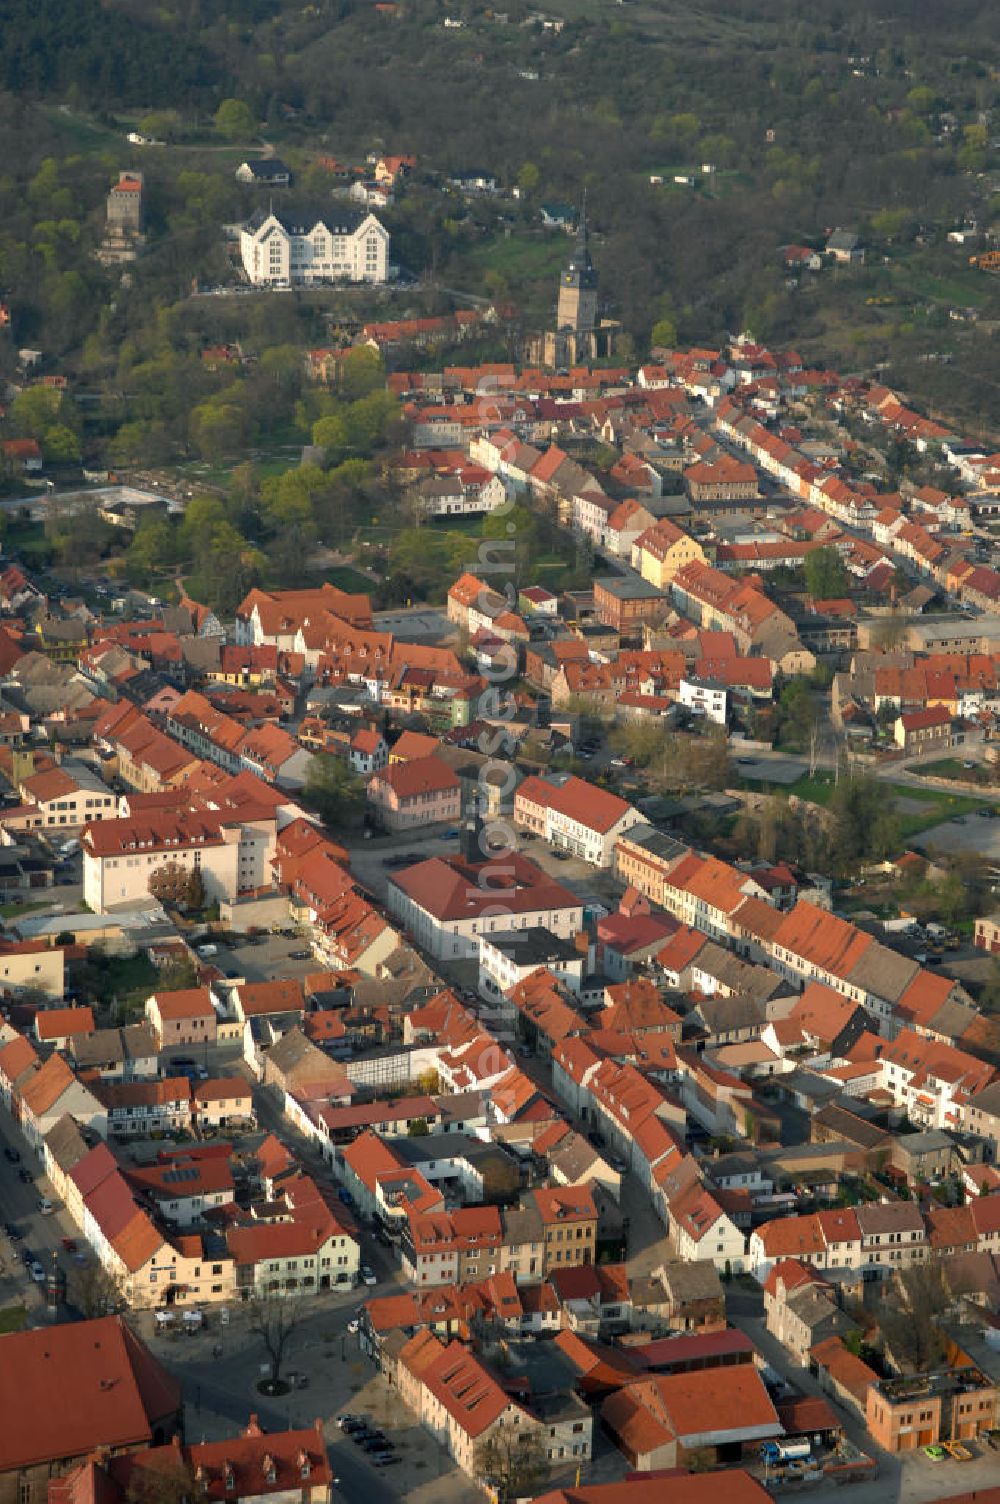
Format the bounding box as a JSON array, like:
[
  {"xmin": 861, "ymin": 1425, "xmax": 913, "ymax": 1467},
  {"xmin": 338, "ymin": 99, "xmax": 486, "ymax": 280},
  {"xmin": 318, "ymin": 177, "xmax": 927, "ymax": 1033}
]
[
  {"xmin": 248, "ymin": 1290, "xmax": 306, "ymax": 1392},
  {"xmin": 474, "ymin": 1416, "xmax": 548, "ymax": 1503},
  {"xmin": 70, "ymin": 1260, "xmax": 124, "ymax": 1319},
  {"xmin": 878, "ymin": 1259, "xmax": 948, "ymax": 1374}
]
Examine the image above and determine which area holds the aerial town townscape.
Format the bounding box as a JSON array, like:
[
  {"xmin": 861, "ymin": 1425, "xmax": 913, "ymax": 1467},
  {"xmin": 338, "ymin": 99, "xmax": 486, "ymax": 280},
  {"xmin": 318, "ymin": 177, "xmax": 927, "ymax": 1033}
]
[{"xmin": 3, "ymin": 8, "xmax": 1000, "ymax": 1504}]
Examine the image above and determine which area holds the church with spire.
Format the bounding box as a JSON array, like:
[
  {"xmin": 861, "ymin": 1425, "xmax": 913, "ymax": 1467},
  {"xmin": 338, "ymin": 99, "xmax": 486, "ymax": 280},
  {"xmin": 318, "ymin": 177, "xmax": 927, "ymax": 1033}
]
[{"xmin": 527, "ymin": 196, "xmax": 620, "ymax": 369}]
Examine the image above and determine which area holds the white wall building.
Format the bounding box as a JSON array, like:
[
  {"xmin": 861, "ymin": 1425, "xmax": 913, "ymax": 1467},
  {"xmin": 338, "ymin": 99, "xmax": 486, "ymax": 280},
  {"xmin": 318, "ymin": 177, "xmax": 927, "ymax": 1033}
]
[
  {"xmin": 240, "ymin": 209, "xmax": 389, "ymax": 287},
  {"xmin": 386, "ymin": 853, "xmax": 584, "ymax": 962},
  {"xmin": 678, "ymin": 676, "xmax": 728, "ymax": 725}
]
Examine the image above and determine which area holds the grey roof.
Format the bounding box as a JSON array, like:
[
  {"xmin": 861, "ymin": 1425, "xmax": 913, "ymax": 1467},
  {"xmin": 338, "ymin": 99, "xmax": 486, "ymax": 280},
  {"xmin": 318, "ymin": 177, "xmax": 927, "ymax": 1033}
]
[
  {"xmin": 706, "ymin": 1150, "xmax": 767, "ymax": 1185},
  {"xmin": 779, "ymin": 1068, "xmax": 841, "ymax": 1106},
  {"xmin": 812, "ymin": 1103, "xmax": 891, "ymax": 1150},
  {"xmin": 690, "ymin": 991, "xmax": 767, "ymax": 1036},
  {"xmin": 856, "ymin": 1201, "xmax": 926, "ymax": 1237},
  {"xmin": 248, "ymin": 204, "xmax": 370, "ymax": 236},
  {"xmin": 548, "ymin": 1131, "xmax": 603, "ymax": 1184},
  {"xmin": 658, "ymin": 1259, "xmax": 724, "ymax": 1306},
  {"xmin": 939, "ymin": 1251, "xmax": 1000, "ymax": 1302},
  {"xmin": 785, "ymin": 1284, "xmax": 846, "ymax": 1332},
  {"xmin": 434, "ymin": 1090, "xmax": 488, "ymax": 1124},
  {"xmin": 503, "ymin": 1200, "xmax": 544, "ymax": 1247},
  {"xmin": 827, "ymin": 228, "xmax": 860, "ymax": 251},
  {"xmin": 593, "ymin": 575, "xmax": 666, "ymax": 601},
  {"xmin": 43, "ymin": 1112, "xmax": 94, "ymax": 1173},
  {"xmin": 69, "ymin": 1026, "xmax": 128, "ymax": 1067},
  {"xmin": 241, "ymin": 158, "xmax": 290, "ymax": 179},
  {"xmin": 394, "ymin": 1133, "xmax": 516, "ymax": 1179},
  {"xmin": 893, "ymin": 1129, "xmax": 956, "ymax": 1157},
  {"xmin": 181, "ymin": 637, "xmax": 222, "ymax": 673},
  {"xmin": 923, "ymin": 994, "xmax": 978, "ymax": 1042},
  {"xmin": 486, "ymin": 926, "xmax": 581, "ymax": 966},
  {"xmin": 692, "ymin": 942, "xmax": 785, "ymax": 1003},
  {"xmin": 620, "ymin": 823, "xmax": 689, "ymax": 863},
  {"xmin": 121, "ymin": 1021, "xmax": 157, "ymax": 1059},
  {"xmin": 969, "ymin": 1080, "xmax": 1000, "ymax": 1117},
  {"xmin": 845, "ymin": 941, "xmax": 920, "ymax": 1003}
]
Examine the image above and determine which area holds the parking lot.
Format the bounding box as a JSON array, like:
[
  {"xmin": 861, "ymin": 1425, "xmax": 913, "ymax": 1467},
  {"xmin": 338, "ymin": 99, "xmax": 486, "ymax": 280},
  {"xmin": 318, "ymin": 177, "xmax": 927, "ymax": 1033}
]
[
  {"xmin": 913, "ymin": 806, "xmax": 1000, "ymax": 859},
  {"xmin": 133, "ymin": 1258, "xmax": 481, "ymax": 1504},
  {"xmin": 207, "ymin": 930, "xmax": 325, "ymax": 983}
]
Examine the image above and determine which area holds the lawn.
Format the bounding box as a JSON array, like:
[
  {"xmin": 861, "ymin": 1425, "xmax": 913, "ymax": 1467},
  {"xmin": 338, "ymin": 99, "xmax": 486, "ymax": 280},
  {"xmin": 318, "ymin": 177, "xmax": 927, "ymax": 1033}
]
[
  {"xmin": 463, "ymin": 232, "xmax": 567, "ymax": 285},
  {"xmin": 737, "ymin": 768, "xmax": 988, "ymax": 837},
  {"xmin": 324, "ymin": 566, "xmax": 375, "ymax": 592},
  {"xmin": 0, "ymin": 1306, "xmax": 26, "ymax": 1334},
  {"xmin": 0, "ymin": 899, "xmax": 48, "ymax": 919},
  {"xmin": 911, "ymin": 757, "xmax": 992, "ymax": 786},
  {"xmin": 738, "ymin": 770, "xmax": 837, "ymax": 803},
  {"xmin": 427, "ymin": 516, "xmax": 484, "ymax": 539}
]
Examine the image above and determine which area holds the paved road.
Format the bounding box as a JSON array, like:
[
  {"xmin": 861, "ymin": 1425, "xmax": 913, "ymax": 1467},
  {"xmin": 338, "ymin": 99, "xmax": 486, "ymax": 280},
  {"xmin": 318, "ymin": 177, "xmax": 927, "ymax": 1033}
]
[{"xmin": 0, "ymin": 1111, "xmax": 88, "ymax": 1320}]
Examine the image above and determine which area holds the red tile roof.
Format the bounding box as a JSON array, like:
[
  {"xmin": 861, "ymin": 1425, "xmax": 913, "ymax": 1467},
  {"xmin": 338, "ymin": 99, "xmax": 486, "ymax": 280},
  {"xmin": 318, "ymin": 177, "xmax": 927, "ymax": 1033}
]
[
  {"xmin": 107, "ymin": 1419, "xmax": 332, "ymax": 1502},
  {"xmin": 516, "ymin": 774, "xmax": 634, "ymax": 834},
  {"xmin": 150, "ymin": 987, "xmax": 215, "ymax": 1021},
  {"xmin": 370, "ymin": 754, "xmax": 459, "ymax": 799},
  {"xmin": 418, "ymin": 1339, "xmax": 523, "ymax": 1438},
  {"xmin": 0, "ymin": 1316, "xmax": 181, "ymax": 1471},
  {"xmin": 35, "ymin": 1005, "xmax": 95, "ymax": 1041},
  {"xmin": 390, "ymin": 852, "xmax": 580, "ymax": 922}
]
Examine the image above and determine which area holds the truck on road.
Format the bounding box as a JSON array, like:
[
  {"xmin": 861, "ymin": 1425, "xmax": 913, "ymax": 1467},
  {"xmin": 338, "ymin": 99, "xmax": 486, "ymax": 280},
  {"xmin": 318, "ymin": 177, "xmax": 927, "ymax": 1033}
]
[{"xmin": 761, "ymin": 1440, "xmax": 812, "ymax": 1464}]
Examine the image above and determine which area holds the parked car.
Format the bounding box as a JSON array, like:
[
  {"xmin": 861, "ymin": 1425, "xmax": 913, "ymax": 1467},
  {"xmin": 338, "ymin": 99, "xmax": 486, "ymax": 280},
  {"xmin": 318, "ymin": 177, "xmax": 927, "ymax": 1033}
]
[
  {"xmin": 336, "ymin": 1415, "xmax": 360, "ymax": 1430},
  {"xmin": 360, "ymin": 1265, "xmax": 377, "ymax": 1286},
  {"xmin": 3, "ymin": 1146, "xmax": 19, "ymax": 1163},
  {"xmin": 371, "ymin": 1455, "xmax": 401, "ymax": 1468},
  {"xmin": 943, "ymin": 1442, "xmax": 973, "ymax": 1462},
  {"xmin": 38, "ymin": 1198, "xmax": 55, "ymax": 1216},
  {"xmin": 61, "ymin": 1237, "xmax": 77, "ymax": 1253},
  {"xmin": 17, "ymin": 1168, "xmax": 32, "ymax": 1183},
  {"xmin": 347, "ymin": 1317, "xmax": 360, "ymax": 1334},
  {"xmin": 923, "ymin": 1445, "xmax": 947, "ymax": 1462},
  {"xmin": 289, "ymin": 950, "xmax": 311, "ymax": 960},
  {"xmin": 29, "ymin": 1261, "xmax": 46, "ymax": 1283},
  {"xmin": 4, "ymin": 1222, "xmax": 20, "ymax": 1241}
]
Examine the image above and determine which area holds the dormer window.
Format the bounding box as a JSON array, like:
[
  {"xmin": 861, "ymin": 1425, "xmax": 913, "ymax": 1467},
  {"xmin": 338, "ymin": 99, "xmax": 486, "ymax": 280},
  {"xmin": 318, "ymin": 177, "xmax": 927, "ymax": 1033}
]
[{"xmin": 262, "ymin": 1455, "xmax": 277, "ymax": 1485}]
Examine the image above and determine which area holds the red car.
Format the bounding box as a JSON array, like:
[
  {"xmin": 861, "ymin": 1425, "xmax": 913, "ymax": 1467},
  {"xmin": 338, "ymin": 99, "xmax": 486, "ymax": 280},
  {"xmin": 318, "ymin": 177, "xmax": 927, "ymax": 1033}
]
[{"xmin": 61, "ymin": 1237, "xmax": 77, "ymax": 1253}]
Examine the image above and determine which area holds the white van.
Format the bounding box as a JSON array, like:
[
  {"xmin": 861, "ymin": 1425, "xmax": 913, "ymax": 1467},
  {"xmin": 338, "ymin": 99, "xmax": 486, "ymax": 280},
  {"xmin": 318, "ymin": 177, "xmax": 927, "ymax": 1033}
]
[{"xmin": 197, "ymin": 944, "xmax": 218, "ymax": 959}]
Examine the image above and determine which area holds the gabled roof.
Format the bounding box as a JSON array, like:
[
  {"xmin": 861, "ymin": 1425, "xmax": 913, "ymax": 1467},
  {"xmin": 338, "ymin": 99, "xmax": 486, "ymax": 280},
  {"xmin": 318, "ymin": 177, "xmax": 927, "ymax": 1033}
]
[{"xmin": 0, "ymin": 1317, "xmax": 181, "ymax": 1471}]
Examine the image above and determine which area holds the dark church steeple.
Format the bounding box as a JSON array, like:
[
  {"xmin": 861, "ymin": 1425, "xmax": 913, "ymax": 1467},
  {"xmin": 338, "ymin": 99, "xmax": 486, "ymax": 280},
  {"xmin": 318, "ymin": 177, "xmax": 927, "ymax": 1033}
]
[{"xmin": 557, "ymin": 192, "xmax": 598, "ymax": 334}]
